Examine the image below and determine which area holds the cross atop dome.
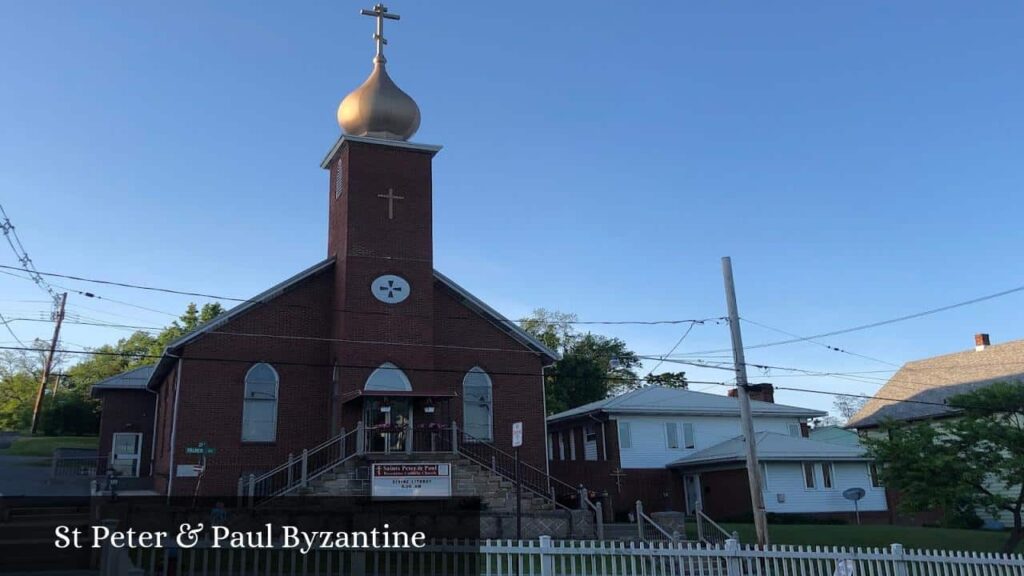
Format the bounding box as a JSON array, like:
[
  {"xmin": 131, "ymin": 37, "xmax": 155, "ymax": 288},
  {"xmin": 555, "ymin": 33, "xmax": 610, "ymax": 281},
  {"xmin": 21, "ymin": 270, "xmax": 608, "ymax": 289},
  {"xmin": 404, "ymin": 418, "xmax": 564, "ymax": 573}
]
[
  {"xmin": 361, "ymin": 3, "xmax": 400, "ymax": 63},
  {"xmin": 337, "ymin": 3, "xmax": 421, "ymax": 141}
]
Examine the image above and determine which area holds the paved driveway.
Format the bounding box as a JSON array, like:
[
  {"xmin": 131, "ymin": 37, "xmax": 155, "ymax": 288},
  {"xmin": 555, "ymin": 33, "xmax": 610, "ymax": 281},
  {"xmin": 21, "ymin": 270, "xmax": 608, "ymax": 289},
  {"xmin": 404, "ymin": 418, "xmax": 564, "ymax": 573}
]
[{"xmin": 0, "ymin": 455, "xmax": 91, "ymax": 497}]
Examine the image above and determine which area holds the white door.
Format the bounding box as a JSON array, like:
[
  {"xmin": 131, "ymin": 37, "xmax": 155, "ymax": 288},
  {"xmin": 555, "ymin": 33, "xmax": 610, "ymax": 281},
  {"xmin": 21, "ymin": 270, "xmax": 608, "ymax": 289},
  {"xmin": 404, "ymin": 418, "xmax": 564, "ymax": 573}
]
[
  {"xmin": 110, "ymin": 432, "xmax": 142, "ymax": 477},
  {"xmin": 684, "ymin": 474, "xmax": 702, "ymax": 514}
]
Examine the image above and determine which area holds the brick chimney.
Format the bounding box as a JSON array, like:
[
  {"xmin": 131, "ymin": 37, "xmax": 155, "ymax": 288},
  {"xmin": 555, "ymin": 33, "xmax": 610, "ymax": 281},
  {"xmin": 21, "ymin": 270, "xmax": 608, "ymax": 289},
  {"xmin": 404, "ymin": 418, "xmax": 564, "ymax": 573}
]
[
  {"xmin": 727, "ymin": 383, "xmax": 775, "ymax": 403},
  {"xmin": 975, "ymin": 333, "xmax": 991, "ymax": 352}
]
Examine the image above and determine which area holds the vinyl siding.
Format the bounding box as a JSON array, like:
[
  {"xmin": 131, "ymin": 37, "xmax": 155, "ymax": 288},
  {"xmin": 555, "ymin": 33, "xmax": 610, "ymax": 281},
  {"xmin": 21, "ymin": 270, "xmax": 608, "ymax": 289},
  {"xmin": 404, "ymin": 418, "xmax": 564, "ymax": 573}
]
[
  {"xmin": 985, "ymin": 478, "xmax": 1020, "ymax": 526},
  {"xmin": 762, "ymin": 461, "xmax": 887, "ymax": 514},
  {"xmin": 615, "ymin": 415, "xmax": 800, "ymax": 469}
]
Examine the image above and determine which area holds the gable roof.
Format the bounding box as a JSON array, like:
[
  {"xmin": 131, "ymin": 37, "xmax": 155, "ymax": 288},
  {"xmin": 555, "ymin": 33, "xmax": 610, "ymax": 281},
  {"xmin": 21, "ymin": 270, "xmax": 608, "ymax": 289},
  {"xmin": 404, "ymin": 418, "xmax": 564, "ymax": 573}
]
[
  {"xmin": 547, "ymin": 386, "xmax": 825, "ymax": 424},
  {"xmin": 847, "ymin": 338, "xmax": 1024, "ymax": 429},
  {"xmin": 808, "ymin": 426, "xmax": 862, "ymax": 447},
  {"xmin": 433, "ymin": 270, "xmax": 559, "ymax": 364},
  {"xmin": 146, "ymin": 257, "xmax": 336, "ymax": 389},
  {"xmin": 90, "ymin": 365, "xmax": 156, "ymax": 397},
  {"xmin": 668, "ymin": 431, "xmax": 870, "ymax": 468},
  {"xmin": 145, "ymin": 258, "xmax": 559, "ymax": 389}
]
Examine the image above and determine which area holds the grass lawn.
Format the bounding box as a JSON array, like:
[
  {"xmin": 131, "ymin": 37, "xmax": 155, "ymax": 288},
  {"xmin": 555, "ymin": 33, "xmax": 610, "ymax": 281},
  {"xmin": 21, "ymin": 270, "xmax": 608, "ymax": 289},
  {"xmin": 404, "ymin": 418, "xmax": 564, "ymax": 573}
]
[
  {"xmin": 716, "ymin": 523, "xmax": 1023, "ymax": 553},
  {"xmin": 0, "ymin": 435, "xmax": 99, "ymax": 457}
]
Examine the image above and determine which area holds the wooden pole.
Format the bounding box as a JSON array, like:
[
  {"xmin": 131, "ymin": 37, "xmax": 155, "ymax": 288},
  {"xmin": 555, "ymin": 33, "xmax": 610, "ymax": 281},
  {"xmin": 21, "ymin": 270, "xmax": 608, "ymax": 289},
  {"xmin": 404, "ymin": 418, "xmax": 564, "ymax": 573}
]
[
  {"xmin": 30, "ymin": 292, "xmax": 67, "ymax": 435},
  {"xmin": 722, "ymin": 257, "xmax": 770, "ymax": 546}
]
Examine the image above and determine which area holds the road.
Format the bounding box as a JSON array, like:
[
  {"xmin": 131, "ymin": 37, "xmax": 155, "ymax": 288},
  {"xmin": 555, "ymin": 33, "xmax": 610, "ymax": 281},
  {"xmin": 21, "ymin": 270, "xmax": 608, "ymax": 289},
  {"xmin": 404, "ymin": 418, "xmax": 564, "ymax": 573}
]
[{"xmin": 0, "ymin": 455, "xmax": 91, "ymax": 497}]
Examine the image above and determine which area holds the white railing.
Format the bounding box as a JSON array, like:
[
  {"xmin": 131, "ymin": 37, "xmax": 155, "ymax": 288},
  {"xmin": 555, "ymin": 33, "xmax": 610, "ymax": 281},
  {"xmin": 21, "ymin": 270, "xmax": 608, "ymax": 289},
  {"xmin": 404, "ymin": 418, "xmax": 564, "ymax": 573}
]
[
  {"xmin": 113, "ymin": 536, "xmax": 1024, "ymax": 576},
  {"xmin": 697, "ymin": 508, "xmax": 738, "ymax": 547},
  {"xmin": 636, "ymin": 500, "xmax": 683, "ymax": 543}
]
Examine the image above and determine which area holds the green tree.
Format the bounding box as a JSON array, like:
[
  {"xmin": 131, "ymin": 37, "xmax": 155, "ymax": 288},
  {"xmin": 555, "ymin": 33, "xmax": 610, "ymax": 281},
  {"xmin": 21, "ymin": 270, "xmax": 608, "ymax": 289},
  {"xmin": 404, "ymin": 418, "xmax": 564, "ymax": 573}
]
[
  {"xmin": 865, "ymin": 381, "xmax": 1024, "ymax": 552},
  {"xmin": 0, "ymin": 351, "xmax": 40, "ymax": 431},
  {"xmin": 0, "ymin": 302, "xmax": 225, "ymax": 434},
  {"xmin": 644, "ymin": 371, "xmax": 688, "ymax": 389},
  {"xmin": 149, "ymin": 302, "xmax": 225, "ymax": 357},
  {"xmin": 63, "ymin": 301, "xmax": 226, "ymax": 395},
  {"xmin": 520, "ymin": 309, "xmax": 640, "ymax": 414}
]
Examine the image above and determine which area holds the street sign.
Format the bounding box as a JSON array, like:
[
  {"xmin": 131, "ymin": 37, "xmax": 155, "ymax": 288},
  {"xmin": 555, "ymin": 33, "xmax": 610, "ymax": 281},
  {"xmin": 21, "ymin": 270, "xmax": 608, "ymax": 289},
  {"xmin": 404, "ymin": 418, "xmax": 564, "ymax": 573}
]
[
  {"xmin": 185, "ymin": 442, "xmax": 216, "ymax": 455},
  {"xmin": 512, "ymin": 422, "xmax": 523, "ymax": 448}
]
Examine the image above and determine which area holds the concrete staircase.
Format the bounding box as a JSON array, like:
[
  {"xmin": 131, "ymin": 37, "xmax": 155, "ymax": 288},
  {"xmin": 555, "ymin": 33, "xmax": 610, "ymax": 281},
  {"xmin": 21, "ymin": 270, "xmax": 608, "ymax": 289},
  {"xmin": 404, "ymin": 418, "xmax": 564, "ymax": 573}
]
[{"xmin": 309, "ymin": 455, "xmax": 557, "ymax": 513}]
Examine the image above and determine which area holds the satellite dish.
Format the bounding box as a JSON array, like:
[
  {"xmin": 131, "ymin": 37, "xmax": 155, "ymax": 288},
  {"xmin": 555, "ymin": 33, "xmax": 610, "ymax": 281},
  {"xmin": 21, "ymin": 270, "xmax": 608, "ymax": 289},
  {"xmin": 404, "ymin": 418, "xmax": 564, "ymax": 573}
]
[
  {"xmin": 843, "ymin": 487, "xmax": 866, "ymax": 524},
  {"xmin": 843, "ymin": 487, "xmax": 865, "ymax": 502}
]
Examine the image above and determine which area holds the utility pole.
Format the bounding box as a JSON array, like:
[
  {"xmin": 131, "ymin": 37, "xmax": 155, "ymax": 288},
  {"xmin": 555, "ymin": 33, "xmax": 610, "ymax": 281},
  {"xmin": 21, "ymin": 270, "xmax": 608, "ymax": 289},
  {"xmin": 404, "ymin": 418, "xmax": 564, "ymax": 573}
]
[
  {"xmin": 30, "ymin": 292, "xmax": 67, "ymax": 435},
  {"xmin": 721, "ymin": 257, "xmax": 769, "ymax": 546}
]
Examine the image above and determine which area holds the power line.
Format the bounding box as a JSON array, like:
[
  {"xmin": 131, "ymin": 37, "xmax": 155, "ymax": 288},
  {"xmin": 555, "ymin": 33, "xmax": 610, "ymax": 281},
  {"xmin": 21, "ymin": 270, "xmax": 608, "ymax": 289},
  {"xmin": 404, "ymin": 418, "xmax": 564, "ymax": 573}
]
[
  {"xmin": 641, "ymin": 321, "xmax": 701, "ymax": 376},
  {"xmin": 0, "ymin": 204, "xmax": 61, "ymax": 312},
  {"xmin": 0, "ymin": 311, "xmax": 29, "ymax": 348},
  {"xmin": 0, "ymin": 261, "xmax": 729, "ymax": 327},
  {"xmin": 679, "ymin": 281, "xmax": 1024, "ymax": 356},
  {"xmin": 739, "ymin": 317, "xmax": 901, "ymax": 368},
  {"xmin": 0, "ymin": 343, "xmax": 954, "ymax": 409}
]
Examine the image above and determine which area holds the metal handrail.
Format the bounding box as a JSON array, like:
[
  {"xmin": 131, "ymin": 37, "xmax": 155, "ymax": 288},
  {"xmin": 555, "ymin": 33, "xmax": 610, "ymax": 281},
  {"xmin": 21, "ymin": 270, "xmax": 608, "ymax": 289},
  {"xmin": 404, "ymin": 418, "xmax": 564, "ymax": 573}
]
[
  {"xmin": 696, "ymin": 509, "xmax": 737, "ymax": 547},
  {"xmin": 636, "ymin": 500, "xmax": 678, "ymax": 542},
  {"xmin": 239, "ymin": 426, "xmax": 360, "ymax": 507},
  {"xmin": 457, "ymin": 428, "xmax": 580, "ymax": 511}
]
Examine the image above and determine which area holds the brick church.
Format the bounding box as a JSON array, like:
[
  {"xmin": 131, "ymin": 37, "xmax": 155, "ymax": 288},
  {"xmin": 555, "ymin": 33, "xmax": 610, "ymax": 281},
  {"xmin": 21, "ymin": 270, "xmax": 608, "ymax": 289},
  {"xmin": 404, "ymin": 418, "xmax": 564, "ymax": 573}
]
[{"xmin": 93, "ymin": 4, "xmax": 558, "ymax": 500}]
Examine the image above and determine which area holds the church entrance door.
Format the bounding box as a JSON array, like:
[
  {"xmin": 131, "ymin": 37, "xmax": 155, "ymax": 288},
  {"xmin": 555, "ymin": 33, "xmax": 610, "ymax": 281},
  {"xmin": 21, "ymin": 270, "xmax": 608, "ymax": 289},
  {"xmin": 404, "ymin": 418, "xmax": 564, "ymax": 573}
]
[{"xmin": 364, "ymin": 398, "xmax": 412, "ymax": 453}]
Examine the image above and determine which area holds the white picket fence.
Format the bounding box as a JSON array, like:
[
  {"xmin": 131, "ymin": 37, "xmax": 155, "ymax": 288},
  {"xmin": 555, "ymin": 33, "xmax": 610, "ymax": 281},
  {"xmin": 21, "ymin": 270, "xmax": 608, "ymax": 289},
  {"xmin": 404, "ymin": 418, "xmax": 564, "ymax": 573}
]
[{"xmin": 108, "ymin": 536, "xmax": 1024, "ymax": 576}]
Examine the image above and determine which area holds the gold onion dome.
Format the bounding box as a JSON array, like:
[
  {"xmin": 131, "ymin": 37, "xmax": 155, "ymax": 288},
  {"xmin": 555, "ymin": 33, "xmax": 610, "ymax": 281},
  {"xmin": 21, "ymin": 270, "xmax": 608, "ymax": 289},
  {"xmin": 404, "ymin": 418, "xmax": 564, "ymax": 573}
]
[
  {"xmin": 337, "ymin": 4, "xmax": 420, "ymax": 141},
  {"xmin": 337, "ymin": 55, "xmax": 420, "ymax": 141}
]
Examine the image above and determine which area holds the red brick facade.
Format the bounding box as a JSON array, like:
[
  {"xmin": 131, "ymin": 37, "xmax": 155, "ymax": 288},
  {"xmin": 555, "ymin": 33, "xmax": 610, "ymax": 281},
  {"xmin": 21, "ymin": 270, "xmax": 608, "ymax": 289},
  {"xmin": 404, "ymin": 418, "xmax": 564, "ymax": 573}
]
[
  {"xmin": 96, "ymin": 389, "xmax": 156, "ymax": 477},
  {"xmin": 548, "ymin": 416, "xmax": 686, "ymax": 520},
  {"xmin": 142, "ymin": 137, "xmax": 552, "ymax": 497}
]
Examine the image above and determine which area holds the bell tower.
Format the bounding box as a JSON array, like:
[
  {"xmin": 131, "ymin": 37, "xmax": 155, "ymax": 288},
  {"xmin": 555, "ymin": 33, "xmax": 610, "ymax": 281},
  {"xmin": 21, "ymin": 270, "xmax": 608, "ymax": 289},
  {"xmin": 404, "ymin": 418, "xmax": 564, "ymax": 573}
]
[{"xmin": 321, "ymin": 3, "xmax": 443, "ymax": 404}]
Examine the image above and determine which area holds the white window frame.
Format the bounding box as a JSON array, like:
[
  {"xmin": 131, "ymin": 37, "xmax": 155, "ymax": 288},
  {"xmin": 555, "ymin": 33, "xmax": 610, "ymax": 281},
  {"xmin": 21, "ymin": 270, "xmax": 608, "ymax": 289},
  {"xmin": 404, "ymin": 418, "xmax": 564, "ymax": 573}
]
[
  {"xmin": 568, "ymin": 430, "xmax": 576, "ymax": 460},
  {"xmin": 557, "ymin": 432, "xmax": 566, "ymax": 460},
  {"xmin": 802, "ymin": 461, "xmax": 817, "ymax": 490},
  {"xmin": 110, "ymin": 432, "xmax": 143, "ymax": 478},
  {"xmin": 683, "ymin": 422, "xmax": 695, "ymax": 449},
  {"xmin": 462, "ymin": 367, "xmax": 493, "ymax": 442},
  {"xmin": 820, "ymin": 462, "xmax": 835, "ymax": 489},
  {"xmin": 618, "ymin": 421, "xmax": 632, "ymax": 450},
  {"xmin": 365, "ymin": 362, "xmax": 412, "ymax": 392},
  {"xmin": 788, "ymin": 423, "xmax": 801, "ymax": 437},
  {"xmin": 584, "ymin": 424, "xmax": 597, "ymax": 462},
  {"xmin": 760, "ymin": 462, "xmax": 769, "ymax": 492},
  {"xmin": 242, "ymin": 363, "xmax": 279, "ymax": 443},
  {"xmin": 665, "ymin": 422, "xmax": 680, "ymax": 449}
]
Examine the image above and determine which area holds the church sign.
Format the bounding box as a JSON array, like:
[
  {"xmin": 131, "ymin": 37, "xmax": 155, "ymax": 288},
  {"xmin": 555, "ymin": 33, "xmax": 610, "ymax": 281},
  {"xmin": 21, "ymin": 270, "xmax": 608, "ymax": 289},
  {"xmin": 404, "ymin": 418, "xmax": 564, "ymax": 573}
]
[{"xmin": 371, "ymin": 463, "xmax": 451, "ymax": 498}]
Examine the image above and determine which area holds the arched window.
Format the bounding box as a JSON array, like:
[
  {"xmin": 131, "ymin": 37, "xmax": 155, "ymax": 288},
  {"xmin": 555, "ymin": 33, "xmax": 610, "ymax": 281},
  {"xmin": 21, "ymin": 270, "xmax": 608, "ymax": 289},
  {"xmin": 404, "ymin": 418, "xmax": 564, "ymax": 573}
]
[
  {"xmin": 463, "ymin": 367, "xmax": 493, "ymax": 441},
  {"xmin": 242, "ymin": 363, "xmax": 278, "ymax": 442},
  {"xmin": 364, "ymin": 362, "xmax": 412, "ymax": 392}
]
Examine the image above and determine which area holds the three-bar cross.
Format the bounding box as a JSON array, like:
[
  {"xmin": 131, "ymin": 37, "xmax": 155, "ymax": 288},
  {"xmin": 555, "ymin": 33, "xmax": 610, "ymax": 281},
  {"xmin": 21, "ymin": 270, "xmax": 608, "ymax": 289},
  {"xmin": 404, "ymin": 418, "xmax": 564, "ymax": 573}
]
[{"xmin": 360, "ymin": 3, "xmax": 400, "ymax": 59}]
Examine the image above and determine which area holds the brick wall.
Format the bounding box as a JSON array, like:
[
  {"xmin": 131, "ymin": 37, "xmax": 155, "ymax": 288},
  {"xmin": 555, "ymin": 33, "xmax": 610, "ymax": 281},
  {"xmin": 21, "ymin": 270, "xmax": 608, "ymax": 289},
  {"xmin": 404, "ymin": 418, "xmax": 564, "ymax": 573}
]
[
  {"xmin": 97, "ymin": 389, "xmax": 156, "ymax": 477},
  {"xmin": 142, "ymin": 137, "xmax": 551, "ymax": 497}
]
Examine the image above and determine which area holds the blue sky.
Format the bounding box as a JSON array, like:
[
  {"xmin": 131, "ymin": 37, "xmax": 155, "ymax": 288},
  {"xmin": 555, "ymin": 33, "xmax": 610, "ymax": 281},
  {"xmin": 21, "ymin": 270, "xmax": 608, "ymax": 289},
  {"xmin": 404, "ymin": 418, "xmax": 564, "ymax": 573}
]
[{"xmin": 1, "ymin": 1, "xmax": 1022, "ymax": 416}]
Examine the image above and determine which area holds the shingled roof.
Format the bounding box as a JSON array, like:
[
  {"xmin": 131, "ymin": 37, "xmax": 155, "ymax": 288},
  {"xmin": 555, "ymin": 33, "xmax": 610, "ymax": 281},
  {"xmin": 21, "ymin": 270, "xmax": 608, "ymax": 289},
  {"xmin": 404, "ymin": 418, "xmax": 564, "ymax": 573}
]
[
  {"xmin": 668, "ymin": 432, "xmax": 870, "ymax": 468},
  {"xmin": 547, "ymin": 385, "xmax": 824, "ymax": 424},
  {"xmin": 847, "ymin": 337, "xmax": 1024, "ymax": 429}
]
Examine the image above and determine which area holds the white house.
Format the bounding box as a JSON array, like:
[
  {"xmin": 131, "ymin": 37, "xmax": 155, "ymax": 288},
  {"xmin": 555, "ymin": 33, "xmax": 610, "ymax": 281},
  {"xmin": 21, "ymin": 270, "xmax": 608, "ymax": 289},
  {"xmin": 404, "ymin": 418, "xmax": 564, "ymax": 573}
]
[
  {"xmin": 547, "ymin": 385, "xmax": 888, "ymax": 522},
  {"xmin": 668, "ymin": 432, "xmax": 886, "ymax": 520}
]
